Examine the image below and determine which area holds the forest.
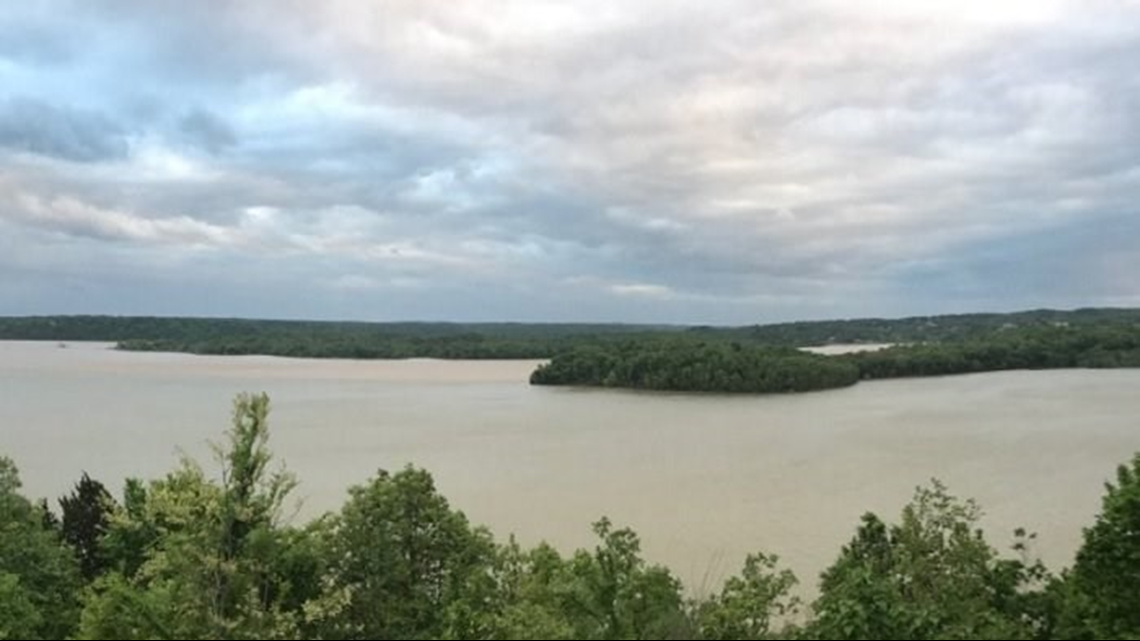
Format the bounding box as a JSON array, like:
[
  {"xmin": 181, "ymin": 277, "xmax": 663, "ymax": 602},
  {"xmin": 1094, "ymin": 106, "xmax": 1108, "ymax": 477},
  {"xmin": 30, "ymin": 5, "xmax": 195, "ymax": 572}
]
[
  {"xmin": 846, "ymin": 324, "xmax": 1140, "ymax": 378},
  {"xmin": 1, "ymin": 393, "xmax": 1138, "ymax": 640},
  {"xmin": 699, "ymin": 307, "xmax": 1140, "ymax": 346},
  {"xmin": 0, "ymin": 315, "xmax": 668, "ymax": 359},
  {"xmin": 531, "ymin": 324, "xmax": 1140, "ymax": 393},
  {"xmin": 2, "ymin": 307, "xmax": 1140, "ymax": 360},
  {"xmin": 4, "ymin": 311, "xmax": 1140, "ymax": 394},
  {"xmin": 530, "ymin": 342, "xmax": 862, "ymax": 393}
]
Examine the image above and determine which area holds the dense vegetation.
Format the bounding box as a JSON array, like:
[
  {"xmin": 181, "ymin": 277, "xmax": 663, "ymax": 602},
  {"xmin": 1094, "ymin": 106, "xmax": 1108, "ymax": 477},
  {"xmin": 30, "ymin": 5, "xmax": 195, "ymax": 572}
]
[
  {"xmin": 531, "ymin": 342, "xmax": 861, "ymax": 393},
  {"xmin": 4, "ymin": 311, "xmax": 1139, "ymax": 394},
  {"xmin": 2, "ymin": 393, "xmax": 1139, "ymax": 639},
  {"xmin": 0, "ymin": 315, "xmax": 673, "ymax": 359},
  {"xmin": 532, "ymin": 324, "xmax": 1140, "ymax": 393},
  {"xmin": 701, "ymin": 307, "xmax": 1140, "ymax": 346},
  {"xmin": 846, "ymin": 324, "xmax": 1140, "ymax": 378},
  {"xmin": 2, "ymin": 308, "xmax": 1140, "ymax": 360}
]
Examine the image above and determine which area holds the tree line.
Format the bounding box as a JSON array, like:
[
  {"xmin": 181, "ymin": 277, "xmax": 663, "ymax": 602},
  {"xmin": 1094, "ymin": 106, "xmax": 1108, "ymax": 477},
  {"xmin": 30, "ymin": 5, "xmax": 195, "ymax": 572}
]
[
  {"xmin": 845, "ymin": 324, "xmax": 1140, "ymax": 379},
  {"xmin": 531, "ymin": 324, "xmax": 1140, "ymax": 393},
  {"xmin": 530, "ymin": 342, "xmax": 862, "ymax": 393},
  {"xmin": 2, "ymin": 393, "xmax": 1138, "ymax": 639},
  {"xmin": 0, "ymin": 316, "xmax": 668, "ymax": 360},
  {"xmin": 698, "ymin": 307, "xmax": 1140, "ymax": 346},
  {"xmin": 2, "ymin": 308, "xmax": 1140, "ymax": 361}
]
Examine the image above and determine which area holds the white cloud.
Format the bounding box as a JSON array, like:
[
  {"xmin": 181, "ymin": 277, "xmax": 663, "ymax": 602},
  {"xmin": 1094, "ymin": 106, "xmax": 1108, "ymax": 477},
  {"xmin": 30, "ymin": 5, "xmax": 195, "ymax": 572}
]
[
  {"xmin": 6, "ymin": 190, "xmax": 235, "ymax": 247},
  {"xmin": 0, "ymin": 0, "xmax": 1138, "ymax": 321},
  {"xmin": 609, "ymin": 283, "xmax": 676, "ymax": 300}
]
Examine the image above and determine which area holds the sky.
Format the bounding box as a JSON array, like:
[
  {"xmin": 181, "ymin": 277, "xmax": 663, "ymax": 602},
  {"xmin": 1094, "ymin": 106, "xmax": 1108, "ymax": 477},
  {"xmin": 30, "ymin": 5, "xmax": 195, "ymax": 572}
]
[{"xmin": 0, "ymin": 0, "xmax": 1138, "ymax": 324}]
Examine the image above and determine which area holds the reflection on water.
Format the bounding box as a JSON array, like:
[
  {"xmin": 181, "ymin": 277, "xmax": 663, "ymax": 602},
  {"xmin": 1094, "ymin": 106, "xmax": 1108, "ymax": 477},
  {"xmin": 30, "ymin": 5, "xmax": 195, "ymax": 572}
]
[
  {"xmin": 2, "ymin": 340, "xmax": 1139, "ymax": 593},
  {"xmin": 799, "ymin": 343, "xmax": 894, "ymax": 355}
]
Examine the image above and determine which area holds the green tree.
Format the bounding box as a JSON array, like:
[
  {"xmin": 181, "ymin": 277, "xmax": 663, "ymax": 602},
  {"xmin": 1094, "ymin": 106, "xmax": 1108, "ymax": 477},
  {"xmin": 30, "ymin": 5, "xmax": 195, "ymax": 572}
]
[
  {"xmin": 1058, "ymin": 452, "xmax": 1140, "ymax": 639},
  {"xmin": 318, "ymin": 465, "xmax": 496, "ymax": 639},
  {"xmin": 807, "ymin": 481, "xmax": 1044, "ymax": 640},
  {"xmin": 61, "ymin": 472, "xmax": 116, "ymax": 580},
  {"xmin": 558, "ymin": 518, "xmax": 687, "ymax": 640},
  {"xmin": 0, "ymin": 571, "xmax": 42, "ymax": 640},
  {"xmin": 76, "ymin": 573, "xmax": 176, "ymax": 640},
  {"xmin": 0, "ymin": 457, "xmax": 82, "ymax": 639},
  {"xmin": 78, "ymin": 393, "xmax": 306, "ymax": 639},
  {"xmin": 441, "ymin": 537, "xmax": 577, "ymax": 640},
  {"xmin": 99, "ymin": 477, "xmax": 158, "ymax": 578},
  {"xmin": 695, "ymin": 552, "xmax": 800, "ymax": 640}
]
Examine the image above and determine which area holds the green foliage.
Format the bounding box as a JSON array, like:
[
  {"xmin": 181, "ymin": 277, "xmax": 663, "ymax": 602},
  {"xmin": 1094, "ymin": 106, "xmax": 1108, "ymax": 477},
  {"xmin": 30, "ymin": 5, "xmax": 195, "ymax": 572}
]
[
  {"xmin": 75, "ymin": 573, "xmax": 175, "ymax": 640},
  {"xmin": 443, "ymin": 538, "xmax": 576, "ymax": 640},
  {"xmin": 316, "ymin": 465, "xmax": 496, "ymax": 639},
  {"xmin": 1057, "ymin": 453, "xmax": 1140, "ymax": 639},
  {"xmin": 845, "ymin": 324, "xmax": 1140, "ymax": 380},
  {"xmin": 534, "ymin": 324, "xmax": 1140, "ymax": 394},
  {"xmin": 99, "ymin": 477, "xmax": 157, "ymax": 578},
  {"xmin": 807, "ymin": 482, "xmax": 1047, "ymax": 640},
  {"xmin": 0, "ymin": 572, "xmax": 42, "ymax": 640},
  {"xmin": 558, "ymin": 518, "xmax": 687, "ymax": 639},
  {"xmin": 695, "ymin": 553, "xmax": 800, "ymax": 640},
  {"xmin": 6, "ymin": 313, "xmax": 1140, "ymax": 397},
  {"xmin": 78, "ymin": 393, "xmax": 307, "ymax": 639},
  {"xmin": 5, "ymin": 393, "xmax": 1140, "ymax": 639},
  {"xmin": 3, "ymin": 308, "xmax": 1139, "ymax": 363},
  {"xmin": 447, "ymin": 520, "xmax": 689, "ymax": 641},
  {"xmin": 61, "ymin": 472, "xmax": 116, "ymax": 580},
  {"xmin": 532, "ymin": 342, "xmax": 861, "ymax": 393},
  {"xmin": 0, "ymin": 314, "xmax": 665, "ymax": 359},
  {"xmin": 0, "ymin": 458, "xmax": 82, "ymax": 639},
  {"xmin": 706, "ymin": 307, "xmax": 1140, "ymax": 346}
]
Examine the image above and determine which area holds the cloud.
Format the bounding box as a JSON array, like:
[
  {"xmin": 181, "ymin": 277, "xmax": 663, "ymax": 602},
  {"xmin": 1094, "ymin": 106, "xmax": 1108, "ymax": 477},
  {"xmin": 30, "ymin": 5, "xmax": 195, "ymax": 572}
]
[
  {"xmin": 4, "ymin": 190, "xmax": 234, "ymax": 246},
  {"xmin": 0, "ymin": 97, "xmax": 128, "ymax": 161},
  {"xmin": 0, "ymin": 0, "xmax": 1137, "ymax": 322},
  {"xmin": 177, "ymin": 108, "xmax": 237, "ymax": 154}
]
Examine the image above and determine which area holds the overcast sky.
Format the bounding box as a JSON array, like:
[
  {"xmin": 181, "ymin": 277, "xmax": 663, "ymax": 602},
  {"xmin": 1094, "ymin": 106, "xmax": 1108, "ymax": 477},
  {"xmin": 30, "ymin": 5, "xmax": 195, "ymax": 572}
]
[{"xmin": 1, "ymin": 1, "xmax": 1137, "ymax": 324}]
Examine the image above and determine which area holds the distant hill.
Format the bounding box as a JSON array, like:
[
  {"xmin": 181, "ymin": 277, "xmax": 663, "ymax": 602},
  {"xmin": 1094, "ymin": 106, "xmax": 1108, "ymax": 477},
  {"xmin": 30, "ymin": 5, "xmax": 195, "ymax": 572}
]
[
  {"xmin": 696, "ymin": 308, "xmax": 1140, "ymax": 346},
  {"xmin": 0, "ymin": 308, "xmax": 1138, "ymax": 359}
]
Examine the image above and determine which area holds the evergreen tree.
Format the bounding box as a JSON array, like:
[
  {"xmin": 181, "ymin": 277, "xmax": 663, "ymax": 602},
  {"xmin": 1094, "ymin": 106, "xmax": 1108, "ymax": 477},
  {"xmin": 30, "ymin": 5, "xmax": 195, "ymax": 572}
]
[{"xmin": 61, "ymin": 472, "xmax": 116, "ymax": 580}]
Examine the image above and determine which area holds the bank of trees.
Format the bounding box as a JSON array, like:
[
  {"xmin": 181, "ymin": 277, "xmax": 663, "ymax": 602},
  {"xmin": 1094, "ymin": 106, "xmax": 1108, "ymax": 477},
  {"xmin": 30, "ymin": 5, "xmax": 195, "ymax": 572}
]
[
  {"xmin": 704, "ymin": 307, "xmax": 1140, "ymax": 346},
  {"xmin": 0, "ymin": 316, "xmax": 665, "ymax": 360},
  {"xmin": 845, "ymin": 324, "xmax": 1140, "ymax": 380},
  {"xmin": 2, "ymin": 394, "xmax": 1139, "ymax": 639},
  {"xmin": 531, "ymin": 342, "xmax": 861, "ymax": 393},
  {"xmin": 532, "ymin": 325, "xmax": 1140, "ymax": 394},
  {"xmin": 2, "ymin": 308, "xmax": 1139, "ymax": 362}
]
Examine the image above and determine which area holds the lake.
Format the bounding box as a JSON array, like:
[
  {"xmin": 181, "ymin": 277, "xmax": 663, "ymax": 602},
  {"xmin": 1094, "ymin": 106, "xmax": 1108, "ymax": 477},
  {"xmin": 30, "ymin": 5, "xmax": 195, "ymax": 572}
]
[{"xmin": 2, "ymin": 340, "xmax": 1138, "ymax": 593}]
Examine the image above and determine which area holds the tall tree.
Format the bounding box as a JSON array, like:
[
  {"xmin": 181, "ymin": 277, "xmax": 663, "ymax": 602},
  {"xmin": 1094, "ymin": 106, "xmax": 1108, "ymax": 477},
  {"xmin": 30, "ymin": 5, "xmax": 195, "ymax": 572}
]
[
  {"xmin": 318, "ymin": 465, "xmax": 496, "ymax": 640},
  {"xmin": 1059, "ymin": 452, "xmax": 1140, "ymax": 639},
  {"xmin": 559, "ymin": 518, "xmax": 687, "ymax": 640},
  {"xmin": 0, "ymin": 457, "xmax": 82, "ymax": 639},
  {"xmin": 78, "ymin": 393, "xmax": 306, "ymax": 640},
  {"xmin": 695, "ymin": 552, "xmax": 800, "ymax": 640},
  {"xmin": 61, "ymin": 472, "xmax": 116, "ymax": 580},
  {"xmin": 807, "ymin": 481, "xmax": 1046, "ymax": 640}
]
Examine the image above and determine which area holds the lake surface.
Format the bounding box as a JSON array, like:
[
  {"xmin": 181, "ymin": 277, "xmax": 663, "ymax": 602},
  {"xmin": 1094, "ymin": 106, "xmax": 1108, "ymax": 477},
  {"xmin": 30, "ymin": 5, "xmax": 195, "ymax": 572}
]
[
  {"xmin": 800, "ymin": 343, "xmax": 894, "ymax": 355},
  {"xmin": 2, "ymin": 340, "xmax": 1139, "ymax": 593}
]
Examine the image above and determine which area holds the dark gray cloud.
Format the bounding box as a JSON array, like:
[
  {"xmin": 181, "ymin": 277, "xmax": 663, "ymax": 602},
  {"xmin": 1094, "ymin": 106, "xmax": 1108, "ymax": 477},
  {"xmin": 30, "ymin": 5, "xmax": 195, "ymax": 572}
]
[
  {"xmin": 0, "ymin": 98, "xmax": 128, "ymax": 161},
  {"xmin": 0, "ymin": 0, "xmax": 1138, "ymax": 322},
  {"xmin": 176, "ymin": 108, "xmax": 238, "ymax": 154}
]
